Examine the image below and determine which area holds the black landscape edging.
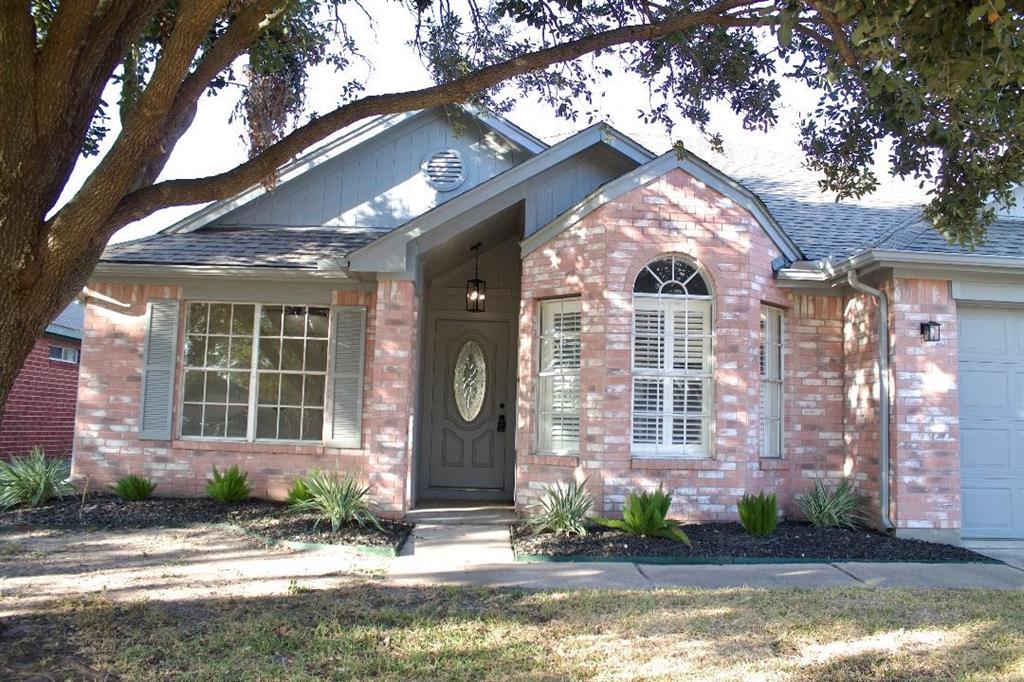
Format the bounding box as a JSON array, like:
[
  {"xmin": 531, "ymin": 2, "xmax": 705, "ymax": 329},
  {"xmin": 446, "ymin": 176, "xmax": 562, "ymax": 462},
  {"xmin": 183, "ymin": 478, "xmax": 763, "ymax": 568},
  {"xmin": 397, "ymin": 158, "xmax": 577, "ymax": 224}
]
[{"xmin": 513, "ymin": 548, "xmax": 1002, "ymax": 565}]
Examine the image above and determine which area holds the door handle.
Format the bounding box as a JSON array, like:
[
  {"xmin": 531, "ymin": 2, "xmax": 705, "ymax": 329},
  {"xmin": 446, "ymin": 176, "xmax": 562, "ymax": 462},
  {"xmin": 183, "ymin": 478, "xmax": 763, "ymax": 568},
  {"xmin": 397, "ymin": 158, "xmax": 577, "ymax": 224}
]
[{"xmin": 496, "ymin": 414, "xmax": 506, "ymax": 432}]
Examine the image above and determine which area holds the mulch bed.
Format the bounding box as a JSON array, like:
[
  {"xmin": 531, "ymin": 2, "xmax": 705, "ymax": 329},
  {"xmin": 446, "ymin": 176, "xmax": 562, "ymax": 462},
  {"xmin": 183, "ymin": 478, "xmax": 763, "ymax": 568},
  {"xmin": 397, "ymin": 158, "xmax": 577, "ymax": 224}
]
[
  {"xmin": 0, "ymin": 493, "xmax": 412, "ymax": 551},
  {"xmin": 512, "ymin": 521, "xmax": 994, "ymax": 563}
]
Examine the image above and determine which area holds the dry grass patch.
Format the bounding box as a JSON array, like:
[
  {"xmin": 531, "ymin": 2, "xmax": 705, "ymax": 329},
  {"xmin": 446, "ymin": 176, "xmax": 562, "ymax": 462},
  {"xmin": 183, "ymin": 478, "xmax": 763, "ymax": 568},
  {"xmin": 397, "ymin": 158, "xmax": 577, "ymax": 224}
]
[{"xmin": 2, "ymin": 586, "xmax": 1023, "ymax": 680}]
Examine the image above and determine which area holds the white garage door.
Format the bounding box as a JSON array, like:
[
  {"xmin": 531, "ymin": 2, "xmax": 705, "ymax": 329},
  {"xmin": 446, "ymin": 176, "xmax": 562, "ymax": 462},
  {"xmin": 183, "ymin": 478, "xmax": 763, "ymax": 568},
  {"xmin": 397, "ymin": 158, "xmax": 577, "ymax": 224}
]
[{"xmin": 959, "ymin": 305, "xmax": 1024, "ymax": 539}]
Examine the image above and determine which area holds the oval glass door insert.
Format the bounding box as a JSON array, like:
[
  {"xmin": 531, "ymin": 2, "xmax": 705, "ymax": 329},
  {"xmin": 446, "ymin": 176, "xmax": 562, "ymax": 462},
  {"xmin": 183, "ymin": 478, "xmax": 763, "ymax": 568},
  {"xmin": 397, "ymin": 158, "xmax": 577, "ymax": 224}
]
[{"xmin": 453, "ymin": 339, "xmax": 487, "ymax": 422}]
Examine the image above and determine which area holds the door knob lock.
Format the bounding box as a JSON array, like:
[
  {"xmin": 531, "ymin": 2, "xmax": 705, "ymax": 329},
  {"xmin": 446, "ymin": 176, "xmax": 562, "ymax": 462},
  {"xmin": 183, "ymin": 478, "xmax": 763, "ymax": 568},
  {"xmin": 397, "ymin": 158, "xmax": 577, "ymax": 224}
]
[{"xmin": 497, "ymin": 414, "xmax": 507, "ymax": 432}]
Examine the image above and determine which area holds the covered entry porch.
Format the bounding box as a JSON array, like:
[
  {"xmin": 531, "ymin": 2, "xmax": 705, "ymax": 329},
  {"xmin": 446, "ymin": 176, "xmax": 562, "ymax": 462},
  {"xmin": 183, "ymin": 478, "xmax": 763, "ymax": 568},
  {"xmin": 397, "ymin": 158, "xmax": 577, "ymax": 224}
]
[{"xmin": 412, "ymin": 203, "xmax": 524, "ymax": 503}]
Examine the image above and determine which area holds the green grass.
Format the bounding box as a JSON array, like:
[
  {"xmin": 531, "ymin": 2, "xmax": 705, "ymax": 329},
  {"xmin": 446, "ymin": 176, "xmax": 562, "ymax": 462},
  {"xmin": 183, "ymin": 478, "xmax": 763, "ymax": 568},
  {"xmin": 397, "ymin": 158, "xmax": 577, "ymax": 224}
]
[{"xmin": 4, "ymin": 587, "xmax": 1024, "ymax": 680}]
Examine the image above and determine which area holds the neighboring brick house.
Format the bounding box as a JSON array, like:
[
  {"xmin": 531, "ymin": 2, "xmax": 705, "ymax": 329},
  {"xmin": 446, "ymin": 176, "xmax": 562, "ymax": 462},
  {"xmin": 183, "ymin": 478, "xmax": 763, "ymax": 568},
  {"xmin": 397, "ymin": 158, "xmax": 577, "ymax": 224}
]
[
  {"xmin": 1, "ymin": 303, "xmax": 84, "ymax": 459},
  {"xmin": 75, "ymin": 106, "xmax": 1024, "ymax": 543}
]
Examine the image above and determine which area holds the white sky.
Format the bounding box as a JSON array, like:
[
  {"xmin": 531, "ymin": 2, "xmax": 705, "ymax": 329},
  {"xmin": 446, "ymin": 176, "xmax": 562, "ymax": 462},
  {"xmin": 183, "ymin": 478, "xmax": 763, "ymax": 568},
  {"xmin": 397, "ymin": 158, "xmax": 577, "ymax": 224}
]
[{"xmin": 59, "ymin": 4, "xmax": 887, "ymax": 244}]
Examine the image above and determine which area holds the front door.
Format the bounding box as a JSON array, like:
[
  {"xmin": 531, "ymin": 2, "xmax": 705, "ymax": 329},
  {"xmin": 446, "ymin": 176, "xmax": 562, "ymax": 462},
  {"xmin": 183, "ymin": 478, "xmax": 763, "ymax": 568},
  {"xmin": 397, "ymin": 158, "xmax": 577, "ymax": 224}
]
[{"xmin": 423, "ymin": 319, "xmax": 513, "ymax": 497}]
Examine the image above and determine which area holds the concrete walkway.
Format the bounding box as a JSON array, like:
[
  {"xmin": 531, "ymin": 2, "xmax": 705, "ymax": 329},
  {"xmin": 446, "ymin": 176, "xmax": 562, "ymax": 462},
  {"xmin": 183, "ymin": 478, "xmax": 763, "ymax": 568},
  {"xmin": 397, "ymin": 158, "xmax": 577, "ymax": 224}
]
[{"xmin": 388, "ymin": 505, "xmax": 1024, "ymax": 590}]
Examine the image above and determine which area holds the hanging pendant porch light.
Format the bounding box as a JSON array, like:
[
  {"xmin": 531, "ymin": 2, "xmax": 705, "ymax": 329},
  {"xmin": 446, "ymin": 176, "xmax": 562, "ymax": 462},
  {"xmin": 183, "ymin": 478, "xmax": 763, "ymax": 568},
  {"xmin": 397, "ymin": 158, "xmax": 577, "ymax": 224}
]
[{"xmin": 466, "ymin": 242, "xmax": 486, "ymax": 313}]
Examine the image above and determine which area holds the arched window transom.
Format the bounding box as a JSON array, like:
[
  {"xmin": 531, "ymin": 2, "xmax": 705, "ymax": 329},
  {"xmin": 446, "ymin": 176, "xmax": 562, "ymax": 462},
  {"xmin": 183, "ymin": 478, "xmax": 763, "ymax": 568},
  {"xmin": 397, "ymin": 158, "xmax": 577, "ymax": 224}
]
[
  {"xmin": 631, "ymin": 256, "xmax": 712, "ymax": 457},
  {"xmin": 633, "ymin": 256, "xmax": 709, "ymax": 297}
]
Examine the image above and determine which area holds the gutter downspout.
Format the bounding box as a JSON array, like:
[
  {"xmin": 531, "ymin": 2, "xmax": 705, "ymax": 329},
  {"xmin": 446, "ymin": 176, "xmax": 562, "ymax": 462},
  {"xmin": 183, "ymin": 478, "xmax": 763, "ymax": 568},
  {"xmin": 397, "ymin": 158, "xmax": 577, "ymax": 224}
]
[{"xmin": 846, "ymin": 270, "xmax": 895, "ymax": 531}]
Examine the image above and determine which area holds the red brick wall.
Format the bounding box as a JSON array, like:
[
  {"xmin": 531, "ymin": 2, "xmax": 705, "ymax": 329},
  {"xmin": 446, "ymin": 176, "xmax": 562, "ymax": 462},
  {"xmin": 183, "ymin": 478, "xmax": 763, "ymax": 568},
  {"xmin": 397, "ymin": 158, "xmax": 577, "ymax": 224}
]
[
  {"xmin": 514, "ymin": 168, "xmax": 964, "ymax": 531},
  {"xmin": 72, "ymin": 281, "xmax": 417, "ymax": 514},
  {"xmin": 889, "ymin": 278, "xmax": 960, "ymax": 530},
  {"xmin": 759, "ymin": 294, "xmax": 847, "ymax": 515},
  {"xmin": 516, "ymin": 167, "xmax": 816, "ymax": 520},
  {"xmin": 0, "ymin": 335, "xmax": 81, "ymax": 459},
  {"xmin": 842, "ymin": 291, "xmax": 884, "ymax": 521}
]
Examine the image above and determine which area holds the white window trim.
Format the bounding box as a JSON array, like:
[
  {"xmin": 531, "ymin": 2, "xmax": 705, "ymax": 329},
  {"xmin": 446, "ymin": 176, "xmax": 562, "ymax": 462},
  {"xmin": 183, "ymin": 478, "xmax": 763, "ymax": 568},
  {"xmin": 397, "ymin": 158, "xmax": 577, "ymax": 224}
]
[
  {"xmin": 631, "ymin": 293, "xmax": 714, "ymax": 458},
  {"xmin": 49, "ymin": 345, "xmax": 80, "ymax": 363},
  {"xmin": 177, "ymin": 301, "xmax": 331, "ymax": 444},
  {"xmin": 536, "ymin": 297, "xmax": 582, "ymax": 455},
  {"xmin": 760, "ymin": 305, "xmax": 784, "ymax": 458}
]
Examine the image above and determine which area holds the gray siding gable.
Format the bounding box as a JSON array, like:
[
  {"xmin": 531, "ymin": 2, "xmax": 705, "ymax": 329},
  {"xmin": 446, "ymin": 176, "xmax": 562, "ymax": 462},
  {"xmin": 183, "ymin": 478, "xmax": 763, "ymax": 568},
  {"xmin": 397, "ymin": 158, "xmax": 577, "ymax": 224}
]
[{"xmin": 208, "ymin": 109, "xmax": 534, "ymax": 231}]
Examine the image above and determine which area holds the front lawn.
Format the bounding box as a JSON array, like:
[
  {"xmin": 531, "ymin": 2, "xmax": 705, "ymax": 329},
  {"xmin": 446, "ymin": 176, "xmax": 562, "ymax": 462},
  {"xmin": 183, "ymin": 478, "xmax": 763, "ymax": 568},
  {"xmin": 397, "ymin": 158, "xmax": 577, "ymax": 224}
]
[{"xmin": 4, "ymin": 586, "xmax": 1023, "ymax": 680}]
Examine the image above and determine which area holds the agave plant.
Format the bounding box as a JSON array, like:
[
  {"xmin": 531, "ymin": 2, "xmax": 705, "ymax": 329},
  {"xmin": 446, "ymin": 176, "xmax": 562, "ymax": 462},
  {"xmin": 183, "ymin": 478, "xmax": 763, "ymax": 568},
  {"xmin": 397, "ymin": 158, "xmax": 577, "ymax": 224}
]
[
  {"xmin": 737, "ymin": 491, "xmax": 778, "ymax": 537},
  {"xmin": 599, "ymin": 485, "xmax": 691, "ymax": 545},
  {"xmin": 527, "ymin": 478, "xmax": 593, "ymax": 536},
  {"xmin": 110, "ymin": 474, "xmax": 157, "ymax": 501},
  {"xmin": 206, "ymin": 465, "xmax": 251, "ymax": 503},
  {"xmin": 290, "ymin": 470, "xmax": 381, "ymax": 531},
  {"xmin": 0, "ymin": 447, "xmax": 75, "ymax": 509},
  {"xmin": 796, "ymin": 480, "xmax": 865, "ymax": 530}
]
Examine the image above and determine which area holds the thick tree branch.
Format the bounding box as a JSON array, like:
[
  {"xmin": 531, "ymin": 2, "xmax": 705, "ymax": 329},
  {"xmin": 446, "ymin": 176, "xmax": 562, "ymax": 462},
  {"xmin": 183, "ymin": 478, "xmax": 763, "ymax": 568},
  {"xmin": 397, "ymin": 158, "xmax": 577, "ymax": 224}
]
[
  {"xmin": 49, "ymin": 1, "xmax": 231, "ymax": 247},
  {"xmin": 167, "ymin": 1, "xmax": 285, "ymax": 130},
  {"xmin": 38, "ymin": 0, "xmax": 100, "ymax": 86},
  {"xmin": 803, "ymin": 0, "xmax": 858, "ymax": 67},
  {"xmin": 131, "ymin": 1, "xmax": 285, "ymax": 191},
  {"xmin": 109, "ymin": 0, "xmax": 764, "ymax": 230},
  {"xmin": 36, "ymin": 1, "xmax": 167, "ymax": 216}
]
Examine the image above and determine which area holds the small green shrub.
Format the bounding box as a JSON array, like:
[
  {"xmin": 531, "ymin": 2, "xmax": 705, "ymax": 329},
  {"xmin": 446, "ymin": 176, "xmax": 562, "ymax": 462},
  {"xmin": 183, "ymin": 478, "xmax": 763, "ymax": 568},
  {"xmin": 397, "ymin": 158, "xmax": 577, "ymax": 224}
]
[
  {"xmin": 286, "ymin": 477, "xmax": 313, "ymax": 506},
  {"xmin": 290, "ymin": 470, "xmax": 381, "ymax": 531},
  {"xmin": 110, "ymin": 474, "xmax": 157, "ymax": 501},
  {"xmin": 796, "ymin": 479, "xmax": 865, "ymax": 529},
  {"xmin": 527, "ymin": 478, "xmax": 593, "ymax": 536},
  {"xmin": 0, "ymin": 447, "xmax": 75, "ymax": 509},
  {"xmin": 206, "ymin": 465, "xmax": 251, "ymax": 503},
  {"xmin": 737, "ymin": 491, "xmax": 778, "ymax": 536},
  {"xmin": 599, "ymin": 485, "xmax": 691, "ymax": 545}
]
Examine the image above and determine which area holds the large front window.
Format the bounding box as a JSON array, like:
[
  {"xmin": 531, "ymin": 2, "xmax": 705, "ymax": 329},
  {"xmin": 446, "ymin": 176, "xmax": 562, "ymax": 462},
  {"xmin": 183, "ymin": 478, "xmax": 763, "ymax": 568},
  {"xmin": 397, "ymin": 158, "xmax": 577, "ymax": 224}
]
[
  {"xmin": 181, "ymin": 303, "xmax": 329, "ymax": 442},
  {"xmin": 631, "ymin": 256, "xmax": 712, "ymax": 457}
]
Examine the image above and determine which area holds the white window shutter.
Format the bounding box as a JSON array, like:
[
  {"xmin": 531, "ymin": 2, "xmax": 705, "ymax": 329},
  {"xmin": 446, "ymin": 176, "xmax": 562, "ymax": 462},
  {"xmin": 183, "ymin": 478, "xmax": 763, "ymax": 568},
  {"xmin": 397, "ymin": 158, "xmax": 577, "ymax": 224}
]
[
  {"xmin": 139, "ymin": 299, "xmax": 180, "ymax": 440},
  {"xmin": 326, "ymin": 305, "xmax": 366, "ymax": 448}
]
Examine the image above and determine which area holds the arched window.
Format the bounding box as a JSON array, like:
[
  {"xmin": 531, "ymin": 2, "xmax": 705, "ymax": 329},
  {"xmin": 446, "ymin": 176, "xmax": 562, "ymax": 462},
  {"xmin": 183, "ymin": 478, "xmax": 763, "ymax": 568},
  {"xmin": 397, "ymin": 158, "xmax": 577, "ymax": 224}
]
[{"xmin": 632, "ymin": 255, "xmax": 712, "ymax": 456}]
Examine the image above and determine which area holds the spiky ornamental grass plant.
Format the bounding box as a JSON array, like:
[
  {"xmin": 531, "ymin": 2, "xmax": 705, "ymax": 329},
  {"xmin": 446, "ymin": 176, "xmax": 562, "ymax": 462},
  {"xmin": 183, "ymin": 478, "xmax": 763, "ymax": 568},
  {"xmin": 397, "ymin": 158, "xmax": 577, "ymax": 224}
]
[
  {"xmin": 110, "ymin": 474, "xmax": 157, "ymax": 501},
  {"xmin": 737, "ymin": 491, "xmax": 778, "ymax": 537},
  {"xmin": 290, "ymin": 470, "xmax": 381, "ymax": 532},
  {"xmin": 796, "ymin": 480, "xmax": 866, "ymax": 530},
  {"xmin": 0, "ymin": 447, "xmax": 75, "ymax": 509},
  {"xmin": 285, "ymin": 477, "xmax": 314, "ymax": 506},
  {"xmin": 527, "ymin": 479, "xmax": 593, "ymax": 537},
  {"xmin": 206, "ymin": 465, "xmax": 251, "ymax": 503},
  {"xmin": 599, "ymin": 485, "xmax": 691, "ymax": 546}
]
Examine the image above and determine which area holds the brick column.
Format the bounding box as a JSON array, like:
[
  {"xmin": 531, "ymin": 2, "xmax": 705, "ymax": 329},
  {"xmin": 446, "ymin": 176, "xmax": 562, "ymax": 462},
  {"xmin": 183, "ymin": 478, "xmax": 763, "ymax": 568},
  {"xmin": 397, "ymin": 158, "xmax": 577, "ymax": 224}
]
[
  {"xmin": 889, "ymin": 278, "xmax": 960, "ymax": 537},
  {"xmin": 366, "ymin": 279, "xmax": 419, "ymax": 514}
]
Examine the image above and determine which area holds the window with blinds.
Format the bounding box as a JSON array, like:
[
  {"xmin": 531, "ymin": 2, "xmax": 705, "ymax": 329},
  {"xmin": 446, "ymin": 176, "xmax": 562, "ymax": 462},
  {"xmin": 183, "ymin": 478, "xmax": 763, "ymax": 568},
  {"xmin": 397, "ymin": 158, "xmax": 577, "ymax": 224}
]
[
  {"xmin": 760, "ymin": 306, "xmax": 784, "ymax": 458},
  {"xmin": 632, "ymin": 256, "xmax": 712, "ymax": 457},
  {"xmin": 537, "ymin": 298, "xmax": 581, "ymax": 453}
]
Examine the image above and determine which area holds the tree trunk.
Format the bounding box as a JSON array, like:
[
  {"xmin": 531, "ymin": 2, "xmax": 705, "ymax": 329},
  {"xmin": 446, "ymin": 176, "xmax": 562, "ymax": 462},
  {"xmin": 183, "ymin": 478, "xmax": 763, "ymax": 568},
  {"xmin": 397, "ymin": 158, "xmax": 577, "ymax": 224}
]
[{"xmin": 0, "ymin": 213, "xmax": 94, "ymax": 423}]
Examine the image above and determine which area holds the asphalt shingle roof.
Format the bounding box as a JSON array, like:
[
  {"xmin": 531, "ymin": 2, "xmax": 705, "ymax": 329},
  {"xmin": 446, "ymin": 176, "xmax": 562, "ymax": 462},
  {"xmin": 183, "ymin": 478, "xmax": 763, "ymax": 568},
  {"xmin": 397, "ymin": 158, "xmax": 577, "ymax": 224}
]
[
  {"xmin": 102, "ymin": 124, "xmax": 1023, "ymax": 269},
  {"xmin": 680, "ymin": 141, "xmax": 927, "ymax": 261},
  {"xmin": 873, "ymin": 217, "xmax": 1024, "ymax": 257},
  {"xmin": 101, "ymin": 227, "xmax": 385, "ymax": 268},
  {"xmin": 46, "ymin": 302, "xmax": 84, "ymax": 340}
]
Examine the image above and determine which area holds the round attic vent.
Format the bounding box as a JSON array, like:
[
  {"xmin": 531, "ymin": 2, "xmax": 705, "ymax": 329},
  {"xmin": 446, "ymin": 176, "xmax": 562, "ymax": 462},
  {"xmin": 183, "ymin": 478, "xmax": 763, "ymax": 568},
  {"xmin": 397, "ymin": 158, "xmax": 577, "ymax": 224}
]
[{"xmin": 422, "ymin": 148, "xmax": 467, "ymax": 191}]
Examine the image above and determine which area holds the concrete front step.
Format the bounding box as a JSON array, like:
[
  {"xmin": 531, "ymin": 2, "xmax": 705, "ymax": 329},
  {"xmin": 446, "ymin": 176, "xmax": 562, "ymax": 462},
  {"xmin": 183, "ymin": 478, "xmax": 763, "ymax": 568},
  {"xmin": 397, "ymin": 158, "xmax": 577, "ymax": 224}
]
[
  {"xmin": 390, "ymin": 504, "xmax": 518, "ymax": 577},
  {"xmin": 404, "ymin": 504, "xmax": 519, "ymax": 527}
]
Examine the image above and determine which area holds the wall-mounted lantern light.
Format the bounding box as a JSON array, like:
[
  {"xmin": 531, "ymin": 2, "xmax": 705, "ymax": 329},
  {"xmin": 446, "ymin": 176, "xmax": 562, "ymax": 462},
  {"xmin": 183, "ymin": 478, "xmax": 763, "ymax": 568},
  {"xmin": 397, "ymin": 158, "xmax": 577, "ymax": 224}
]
[
  {"xmin": 920, "ymin": 321, "xmax": 942, "ymax": 342},
  {"xmin": 466, "ymin": 242, "xmax": 486, "ymax": 313}
]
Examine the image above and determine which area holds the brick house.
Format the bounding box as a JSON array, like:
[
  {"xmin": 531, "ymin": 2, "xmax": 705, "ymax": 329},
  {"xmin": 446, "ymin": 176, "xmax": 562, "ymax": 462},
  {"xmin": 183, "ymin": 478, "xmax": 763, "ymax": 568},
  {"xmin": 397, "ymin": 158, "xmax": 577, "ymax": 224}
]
[
  {"xmin": 1, "ymin": 303, "xmax": 84, "ymax": 459},
  {"xmin": 74, "ymin": 107, "xmax": 1024, "ymax": 542}
]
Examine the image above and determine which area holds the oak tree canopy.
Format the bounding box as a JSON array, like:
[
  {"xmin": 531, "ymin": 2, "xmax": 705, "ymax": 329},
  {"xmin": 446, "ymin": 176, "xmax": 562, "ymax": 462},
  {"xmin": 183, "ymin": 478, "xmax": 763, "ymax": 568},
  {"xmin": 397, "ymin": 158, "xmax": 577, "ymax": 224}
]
[{"xmin": 0, "ymin": 0, "xmax": 1021, "ymax": 411}]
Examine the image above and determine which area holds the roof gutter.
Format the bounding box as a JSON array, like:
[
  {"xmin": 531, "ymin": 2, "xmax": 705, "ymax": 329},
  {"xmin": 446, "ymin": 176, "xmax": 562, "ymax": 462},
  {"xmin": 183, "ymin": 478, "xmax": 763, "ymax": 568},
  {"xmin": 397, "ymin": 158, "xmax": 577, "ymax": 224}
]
[
  {"xmin": 776, "ymin": 249, "xmax": 1024, "ymax": 287},
  {"xmin": 846, "ymin": 269, "xmax": 894, "ymax": 532}
]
